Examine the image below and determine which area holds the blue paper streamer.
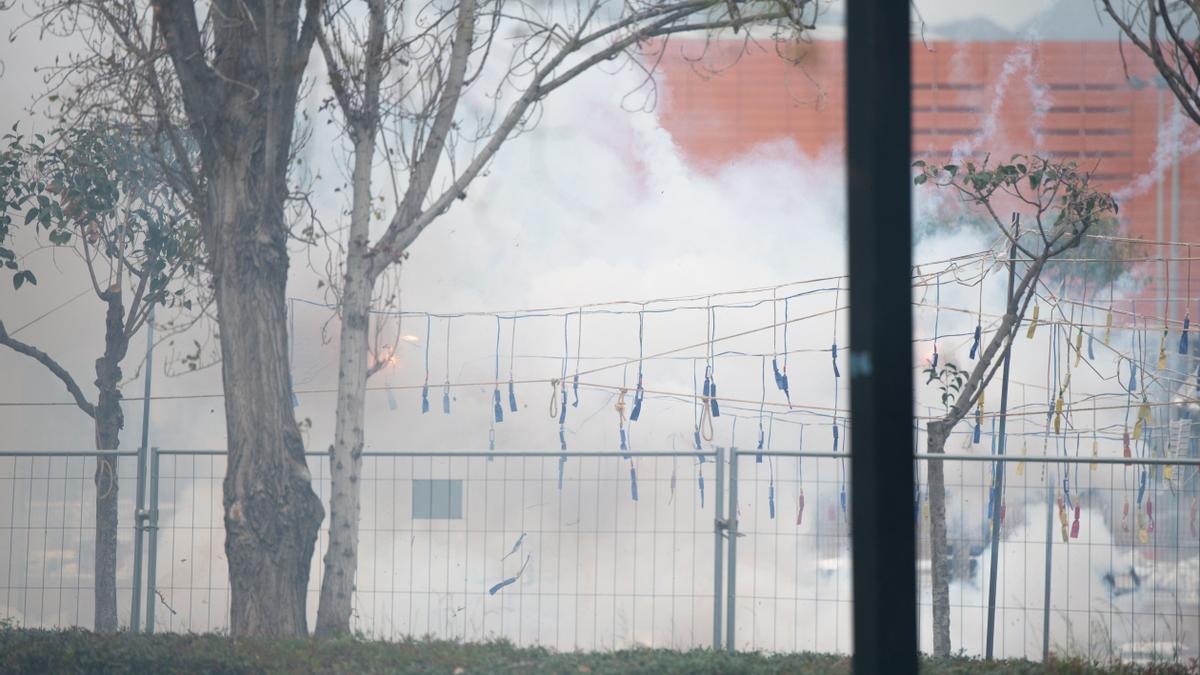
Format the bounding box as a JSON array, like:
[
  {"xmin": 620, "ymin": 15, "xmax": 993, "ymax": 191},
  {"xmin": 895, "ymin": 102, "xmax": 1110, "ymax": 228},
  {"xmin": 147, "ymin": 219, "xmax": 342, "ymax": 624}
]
[
  {"xmin": 709, "ymin": 378, "xmax": 720, "ymax": 417},
  {"xmin": 630, "ymin": 311, "xmax": 645, "ymax": 420},
  {"xmin": 493, "ymin": 318, "xmax": 503, "ymax": 423},
  {"xmin": 421, "ymin": 315, "xmax": 432, "ymax": 413},
  {"xmin": 985, "ymin": 476, "xmax": 995, "ymax": 526},
  {"xmin": 488, "ymin": 554, "xmax": 531, "ymax": 596},
  {"xmin": 501, "ymin": 533, "xmax": 526, "ymax": 561}
]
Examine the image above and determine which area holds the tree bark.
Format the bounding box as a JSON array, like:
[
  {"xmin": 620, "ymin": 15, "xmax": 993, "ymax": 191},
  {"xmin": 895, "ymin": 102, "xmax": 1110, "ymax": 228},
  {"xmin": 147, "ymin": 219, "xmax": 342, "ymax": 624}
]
[
  {"xmin": 92, "ymin": 290, "xmax": 128, "ymax": 633},
  {"xmin": 210, "ymin": 161, "xmax": 325, "ymax": 637},
  {"xmin": 151, "ymin": 0, "xmax": 327, "ymax": 636},
  {"xmin": 925, "ymin": 419, "xmax": 951, "ymax": 656},
  {"xmin": 315, "ymin": 135, "xmax": 375, "ymax": 636}
]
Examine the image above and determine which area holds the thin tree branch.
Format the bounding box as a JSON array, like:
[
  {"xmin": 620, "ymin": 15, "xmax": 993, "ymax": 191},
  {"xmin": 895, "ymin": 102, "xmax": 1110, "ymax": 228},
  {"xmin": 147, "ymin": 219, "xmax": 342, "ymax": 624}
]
[{"xmin": 0, "ymin": 320, "xmax": 97, "ymax": 417}]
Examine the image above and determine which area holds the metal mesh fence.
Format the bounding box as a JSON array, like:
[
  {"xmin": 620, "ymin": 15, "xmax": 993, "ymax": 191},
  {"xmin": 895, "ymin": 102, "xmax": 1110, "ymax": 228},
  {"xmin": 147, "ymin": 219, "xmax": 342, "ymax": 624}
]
[
  {"xmin": 0, "ymin": 451, "xmax": 139, "ymax": 631},
  {"xmin": 0, "ymin": 448, "xmax": 1196, "ymax": 663},
  {"xmin": 149, "ymin": 450, "xmax": 720, "ymax": 650}
]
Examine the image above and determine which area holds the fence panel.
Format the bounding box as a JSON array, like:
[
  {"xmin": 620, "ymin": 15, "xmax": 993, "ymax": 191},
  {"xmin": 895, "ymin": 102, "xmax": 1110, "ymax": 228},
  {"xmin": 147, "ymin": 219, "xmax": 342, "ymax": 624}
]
[
  {"xmin": 148, "ymin": 450, "xmax": 719, "ymax": 650},
  {"xmin": 2, "ymin": 446, "xmax": 1195, "ymax": 664},
  {"xmin": 726, "ymin": 449, "xmax": 1199, "ymax": 662},
  {"xmin": 914, "ymin": 453, "xmax": 1200, "ymax": 663},
  {"xmin": 0, "ymin": 451, "xmax": 139, "ymax": 631},
  {"xmin": 727, "ymin": 450, "xmax": 854, "ymax": 653}
]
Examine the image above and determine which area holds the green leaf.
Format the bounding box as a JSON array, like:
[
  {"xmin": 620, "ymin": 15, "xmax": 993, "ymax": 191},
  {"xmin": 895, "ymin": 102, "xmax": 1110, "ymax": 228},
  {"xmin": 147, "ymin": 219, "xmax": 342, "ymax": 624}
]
[
  {"xmin": 24, "ymin": 207, "xmax": 38, "ymax": 225},
  {"xmin": 914, "ymin": 174, "xmax": 928, "ymax": 185},
  {"xmin": 13, "ymin": 269, "xmax": 35, "ymax": 289}
]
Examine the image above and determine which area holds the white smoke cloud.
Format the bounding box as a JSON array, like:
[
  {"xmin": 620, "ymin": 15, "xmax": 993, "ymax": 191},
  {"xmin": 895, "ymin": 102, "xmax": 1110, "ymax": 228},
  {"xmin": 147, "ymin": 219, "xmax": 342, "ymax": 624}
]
[{"xmin": 0, "ymin": 2, "xmax": 1195, "ymax": 662}]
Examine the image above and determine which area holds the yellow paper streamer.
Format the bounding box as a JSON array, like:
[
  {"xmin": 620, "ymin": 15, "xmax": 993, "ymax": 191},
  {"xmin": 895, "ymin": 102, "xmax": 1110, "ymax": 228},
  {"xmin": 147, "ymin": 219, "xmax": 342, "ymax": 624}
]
[
  {"xmin": 1026, "ymin": 304, "xmax": 1040, "ymax": 339},
  {"xmin": 1132, "ymin": 398, "xmax": 1151, "ymax": 440},
  {"xmin": 1104, "ymin": 309, "xmax": 1112, "ymax": 345},
  {"xmin": 1090, "ymin": 439, "xmax": 1098, "ymax": 471},
  {"xmin": 1074, "ymin": 328, "xmax": 1083, "ymax": 368},
  {"xmin": 1057, "ymin": 498, "xmax": 1069, "ymax": 543}
]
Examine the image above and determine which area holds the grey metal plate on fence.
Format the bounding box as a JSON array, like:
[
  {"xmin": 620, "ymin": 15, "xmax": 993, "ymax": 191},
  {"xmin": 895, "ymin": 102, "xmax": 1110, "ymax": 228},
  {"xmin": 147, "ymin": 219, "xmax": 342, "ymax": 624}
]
[{"xmin": 411, "ymin": 478, "xmax": 463, "ymax": 519}]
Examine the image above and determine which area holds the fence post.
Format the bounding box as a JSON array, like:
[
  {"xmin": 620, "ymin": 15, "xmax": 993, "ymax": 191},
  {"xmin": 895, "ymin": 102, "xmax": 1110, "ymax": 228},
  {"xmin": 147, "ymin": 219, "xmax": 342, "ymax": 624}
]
[
  {"xmin": 725, "ymin": 448, "xmax": 739, "ymax": 653},
  {"xmin": 130, "ymin": 307, "xmax": 154, "ymax": 633},
  {"xmin": 985, "ymin": 230, "xmax": 1018, "ymax": 659},
  {"xmin": 145, "ymin": 448, "xmax": 160, "ymax": 634},
  {"xmin": 713, "ymin": 447, "xmax": 725, "ymax": 650},
  {"xmin": 1042, "ymin": 475, "xmax": 1053, "ymax": 661}
]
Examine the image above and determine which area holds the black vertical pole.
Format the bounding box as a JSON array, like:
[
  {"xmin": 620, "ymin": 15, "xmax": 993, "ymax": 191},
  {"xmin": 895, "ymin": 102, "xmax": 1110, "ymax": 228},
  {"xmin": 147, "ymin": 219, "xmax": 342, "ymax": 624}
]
[
  {"xmin": 985, "ymin": 228, "xmax": 1018, "ymax": 659},
  {"xmin": 847, "ymin": 1, "xmax": 916, "ymax": 673}
]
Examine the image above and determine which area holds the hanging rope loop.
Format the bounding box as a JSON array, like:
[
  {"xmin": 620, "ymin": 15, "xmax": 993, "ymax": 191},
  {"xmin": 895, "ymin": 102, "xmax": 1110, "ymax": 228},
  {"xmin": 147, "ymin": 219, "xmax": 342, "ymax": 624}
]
[{"xmin": 549, "ymin": 379, "xmax": 560, "ymax": 419}]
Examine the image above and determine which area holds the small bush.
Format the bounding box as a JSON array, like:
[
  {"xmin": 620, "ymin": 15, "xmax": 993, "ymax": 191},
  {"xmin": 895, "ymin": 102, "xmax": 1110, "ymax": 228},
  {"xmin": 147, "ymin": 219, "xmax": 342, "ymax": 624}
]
[{"xmin": 0, "ymin": 628, "xmax": 1195, "ymax": 674}]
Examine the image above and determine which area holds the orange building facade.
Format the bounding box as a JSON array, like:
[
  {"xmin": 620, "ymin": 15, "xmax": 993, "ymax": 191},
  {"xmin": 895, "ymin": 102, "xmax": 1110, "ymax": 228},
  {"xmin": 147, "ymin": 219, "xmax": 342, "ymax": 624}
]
[{"xmin": 656, "ymin": 40, "xmax": 1199, "ymax": 312}]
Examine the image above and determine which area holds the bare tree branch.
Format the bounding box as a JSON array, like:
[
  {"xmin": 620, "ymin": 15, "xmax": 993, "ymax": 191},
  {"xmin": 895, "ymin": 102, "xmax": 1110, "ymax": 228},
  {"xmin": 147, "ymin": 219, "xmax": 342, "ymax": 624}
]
[
  {"xmin": 1101, "ymin": 0, "xmax": 1200, "ymax": 125},
  {"xmin": 0, "ymin": 320, "xmax": 97, "ymax": 417}
]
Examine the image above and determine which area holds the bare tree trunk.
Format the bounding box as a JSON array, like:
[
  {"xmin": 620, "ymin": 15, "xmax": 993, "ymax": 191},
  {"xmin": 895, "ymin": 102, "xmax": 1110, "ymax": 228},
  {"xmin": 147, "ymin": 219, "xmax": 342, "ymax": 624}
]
[
  {"xmin": 925, "ymin": 419, "xmax": 951, "ymax": 656},
  {"xmin": 92, "ymin": 290, "xmax": 128, "ymax": 633},
  {"xmin": 143, "ymin": 0, "xmax": 327, "ymax": 637},
  {"xmin": 212, "ymin": 164, "xmax": 325, "ymax": 638},
  {"xmin": 315, "ymin": 135, "xmax": 375, "ymax": 636}
]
